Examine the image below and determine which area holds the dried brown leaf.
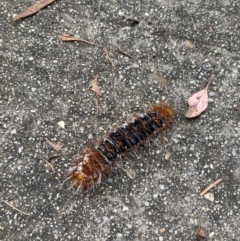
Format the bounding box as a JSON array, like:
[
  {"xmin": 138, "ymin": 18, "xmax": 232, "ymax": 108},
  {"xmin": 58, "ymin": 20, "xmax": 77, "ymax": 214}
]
[
  {"xmin": 12, "ymin": 0, "xmax": 57, "ymax": 21},
  {"xmin": 45, "ymin": 138, "xmax": 64, "ymax": 152},
  {"xmin": 185, "ymin": 75, "xmax": 213, "ymax": 118},
  {"xmin": 197, "ymin": 226, "xmax": 206, "ymax": 240},
  {"xmin": 234, "ymin": 106, "xmax": 240, "ymax": 111},
  {"xmin": 60, "ymin": 34, "xmax": 94, "ymax": 45},
  {"xmin": 88, "ymin": 74, "xmax": 102, "ymax": 96}
]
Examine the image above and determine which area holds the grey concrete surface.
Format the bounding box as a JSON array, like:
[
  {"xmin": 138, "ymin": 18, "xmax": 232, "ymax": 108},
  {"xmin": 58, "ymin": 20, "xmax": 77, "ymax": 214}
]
[{"xmin": 0, "ymin": 0, "xmax": 240, "ymax": 240}]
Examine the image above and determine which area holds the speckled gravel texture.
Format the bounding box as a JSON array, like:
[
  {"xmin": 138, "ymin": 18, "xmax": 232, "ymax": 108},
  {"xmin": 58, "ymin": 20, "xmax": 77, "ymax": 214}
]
[{"xmin": 0, "ymin": 0, "xmax": 240, "ymax": 240}]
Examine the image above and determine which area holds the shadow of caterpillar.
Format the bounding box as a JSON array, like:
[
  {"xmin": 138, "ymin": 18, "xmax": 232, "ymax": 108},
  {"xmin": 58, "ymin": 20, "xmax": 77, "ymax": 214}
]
[{"xmin": 64, "ymin": 104, "xmax": 175, "ymax": 192}]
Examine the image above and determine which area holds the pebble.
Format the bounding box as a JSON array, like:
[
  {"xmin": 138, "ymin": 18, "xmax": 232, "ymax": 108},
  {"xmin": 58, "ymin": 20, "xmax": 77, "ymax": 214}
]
[
  {"xmin": 165, "ymin": 152, "xmax": 171, "ymax": 160},
  {"xmin": 185, "ymin": 40, "xmax": 193, "ymax": 49},
  {"xmin": 209, "ymin": 232, "xmax": 215, "ymax": 238},
  {"xmin": 132, "ymin": 63, "xmax": 139, "ymax": 68},
  {"xmin": 160, "ymin": 228, "xmax": 166, "ymax": 234},
  {"xmin": 144, "ymin": 201, "xmax": 150, "ymax": 206},
  {"xmin": 122, "ymin": 206, "xmax": 129, "ymax": 211},
  {"xmin": 204, "ymin": 193, "xmax": 215, "ymax": 202},
  {"xmin": 58, "ymin": 121, "xmax": 65, "ymax": 128},
  {"xmin": 126, "ymin": 224, "xmax": 132, "ymax": 229},
  {"xmin": 11, "ymin": 129, "xmax": 17, "ymax": 134}
]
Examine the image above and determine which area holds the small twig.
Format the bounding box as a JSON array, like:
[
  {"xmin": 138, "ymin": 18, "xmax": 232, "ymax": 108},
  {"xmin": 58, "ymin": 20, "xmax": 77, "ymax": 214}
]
[
  {"xmin": 39, "ymin": 154, "xmax": 55, "ymax": 171},
  {"xmin": 195, "ymin": 44, "xmax": 210, "ymax": 53},
  {"xmin": 48, "ymin": 155, "xmax": 60, "ymax": 161},
  {"xmin": 200, "ymin": 178, "xmax": 223, "ymax": 196},
  {"xmin": 119, "ymin": 166, "xmax": 134, "ymax": 179},
  {"xmin": 60, "ymin": 34, "xmax": 94, "ymax": 46},
  {"xmin": 95, "ymin": 98, "xmax": 99, "ymax": 114},
  {"xmin": 114, "ymin": 45, "xmax": 133, "ymax": 59},
  {"xmin": 206, "ymin": 74, "xmax": 213, "ymax": 89},
  {"xmin": 1, "ymin": 199, "xmax": 31, "ymax": 216},
  {"xmin": 103, "ymin": 48, "xmax": 114, "ymax": 69}
]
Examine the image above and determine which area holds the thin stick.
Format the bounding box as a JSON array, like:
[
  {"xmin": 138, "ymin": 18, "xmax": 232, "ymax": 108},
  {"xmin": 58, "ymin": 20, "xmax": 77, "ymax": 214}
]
[
  {"xmin": 195, "ymin": 44, "xmax": 210, "ymax": 53},
  {"xmin": 114, "ymin": 45, "xmax": 133, "ymax": 59},
  {"xmin": 39, "ymin": 155, "xmax": 54, "ymax": 171},
  {"xmin": 103, "ymin": 48, "xmax": 114, "ymax": 69},
  {"xmin": 1, "ymin": 199, "xmax": 31, "ymax": 216},
  {"xmin": 95, "ymin": 98, "xmax": 99, "ymax": 114},
  {"xmin": 200, "ymin": 178, "xmax": 223, "ymax": 196},
  {"xmin": 206, "ymin": 74, "xmax": 213, "ymax": 89},
  {"xmin": 60, "ymin": 34, "xmax": 94, "ymax": 46},
  {"xmin": 74, "ymin": 38, "xmax": 94, "ymax": 46}
]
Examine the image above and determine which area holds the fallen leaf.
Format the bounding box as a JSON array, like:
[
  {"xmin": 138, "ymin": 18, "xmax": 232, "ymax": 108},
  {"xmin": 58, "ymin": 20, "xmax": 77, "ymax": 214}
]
[
  {"xmin": 88, "ymin": 74, "xmax": 102, "ymax": 96},
  {"xmin": 185, "ymin": 75, "xmax": 213, "ymax": 118},
  {"xmin": 45, "ymin": 138, "xmax": 64, "ymax": 152},
  {"xmin": 234, "ymin": 106, "xmax": 240, "ymax": 111},
  {"xmin": 197, "ymin": 226, "xmax": 206, "ymax": 240},
  {"xmin": 12, "ymin": 0, "xmax": 57, "ymax": 21},
  {"xmin": 60, "ymin": 34, "xmax": 94, "ymax": 46}
]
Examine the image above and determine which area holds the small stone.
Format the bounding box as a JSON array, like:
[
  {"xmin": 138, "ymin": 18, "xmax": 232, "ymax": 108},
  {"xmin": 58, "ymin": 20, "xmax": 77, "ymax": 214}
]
[
  {"xmin": 165, "ymin": 152, "xmax": 171, "ymax": 160},
  {"xmin": 103, "ymin": 216, "xmax": 109, "ymax": 223},
  {"xmin": 11, "ymin": 129, "xmax": 17, "ymax": 134},
  {"xmin": 153, "ymin": 193, "xmax": 158, "ymax": 198},
  {"xmin": 209, "ymin": 232, "xmax": 214, "ymax": 238},
  {"xmin": 58, "ymin": 121, "xmax": 65, "ymax": 128},
  {"xmin": 160, "ymin": 228, "xmax": 166, "ymax": 234},
  {"xmin": 232, "ymin": 149, "xmax": 236, "ymax": 156},
  {"xmin": 144, "ymin": 201, "xmax": 149, "ymax": 206},
  {"xmin": 132, "ymin": 63, "xmax": 139, "ymax": 68},
  {"xmin": 185, "ymin": 40, "xmax": 193, "ymax": 49},
  {"xmin": 123, "ymin": 206, "xmax": 129, "ymax": 211},
  {"xmin": 204, "ymin": 192, "xmax": 214, "ymax": 202},
  {"xmin": 80, "ymin": 127, "xmax": 84, "ymax": 133},
  {"xmin": 126, "ymin": 224, "xmax": 132, "ymax": 229}
]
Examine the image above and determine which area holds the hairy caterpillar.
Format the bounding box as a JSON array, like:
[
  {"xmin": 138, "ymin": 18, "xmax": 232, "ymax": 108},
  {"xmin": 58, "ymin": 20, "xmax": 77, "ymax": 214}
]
[{"xmin": 65, "ymin": 104, "xmax": 175, "ymax": 191}]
